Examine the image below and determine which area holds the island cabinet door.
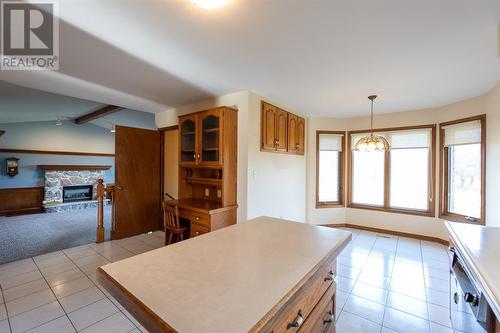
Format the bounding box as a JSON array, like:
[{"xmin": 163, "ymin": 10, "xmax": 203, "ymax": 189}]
[
  {"xmin": 260, "ymin": 261, "xmax": 336, "ymax": 333},
  {"xmin": 297, "ymin": 283, "xmax": 336, "ymax": 333}
]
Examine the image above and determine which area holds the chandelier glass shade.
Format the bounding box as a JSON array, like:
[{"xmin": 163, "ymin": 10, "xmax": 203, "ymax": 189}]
[{"xmin": 355, "ymin": 95, "xmax": 390, "ymax": 152}]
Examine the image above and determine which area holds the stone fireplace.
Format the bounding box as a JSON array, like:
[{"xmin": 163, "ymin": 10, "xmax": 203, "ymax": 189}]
[{"xmin": 39, "ymin": 165, "xmax": 111, "ymax": 213}]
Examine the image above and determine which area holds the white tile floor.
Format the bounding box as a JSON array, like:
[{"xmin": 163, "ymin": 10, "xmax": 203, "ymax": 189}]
[
  {"xmin": 0, "ymin": 228, "xmax": 452, "ymax": 333},
  {"xmin": 0, "ymin": 231, "xmax": 164, "ymax": 333},
  {"xmin": 335, "ymin": 228, "xmax": 453, "ymax": 333}
]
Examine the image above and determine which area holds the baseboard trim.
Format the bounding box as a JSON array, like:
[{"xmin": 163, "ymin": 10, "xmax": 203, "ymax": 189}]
[{"xmin": 323, "ymin": 223, "xmax": 449, "ymax": 246}]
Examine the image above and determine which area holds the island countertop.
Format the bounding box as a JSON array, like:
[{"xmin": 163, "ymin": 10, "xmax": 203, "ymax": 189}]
[
  {"xmin": 97, "ymin": 217, "xmax": 352, "ymax": 333},
  {"xmin": 446, "ymin": 221, "xmax": 500, "ymax": 319}
]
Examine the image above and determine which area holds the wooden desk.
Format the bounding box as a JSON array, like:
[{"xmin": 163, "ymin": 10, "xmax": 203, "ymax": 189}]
[
  {"xmin": 97, "ymin": 217, "xmax": 352, "ymax": 333},
  {"xmin": 165, "ymin": 198, "xmax": 237, "ymax": 237}
]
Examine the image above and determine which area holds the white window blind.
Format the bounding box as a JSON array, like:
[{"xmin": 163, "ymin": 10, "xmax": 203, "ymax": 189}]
[
  {"xmin": 443, "ymin": 120, "xmax": 481, "ymax": 147},
  {"xmin": 319, "ymin": 133, "xmax": 343, "ymax": 151},
  {"xmin": 351, "ymin": 129, "xmax": 431, "ymax": 149}
]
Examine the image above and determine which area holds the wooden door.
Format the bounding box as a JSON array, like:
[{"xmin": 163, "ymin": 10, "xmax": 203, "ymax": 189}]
[
  {"xmin": 276, "ymin": 108, "xmax": 288, "ymax": 152},
  {"xmin": 113, "ymin": 126, "xmax": 161, "ymax": 239},
  {"xmin": 261, "ymin": 102, "xmax": 277, "ymax": 151},
  {"xmin": 163, "ymin": 129, "xmax": 178, "ymax": 200},
  {"xmin": 198, "ymin": 109, "xmax": 223, "ymax": 165},
  {"xmin": 296, "ymin": 116, "xmax": 305, "ymax": 155},
  {"xmin": 179, "ymin": 114, "xmax": 198, "ymax": 166},
  {"xmin": 287, "ymin": 114, "xmax": 298, "ymax": 153}
]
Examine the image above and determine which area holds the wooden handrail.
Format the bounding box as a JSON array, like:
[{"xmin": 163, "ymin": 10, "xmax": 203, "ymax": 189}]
[{"xmin": 96, "ymin": 179, "xmax": 105, "ymax": 243}]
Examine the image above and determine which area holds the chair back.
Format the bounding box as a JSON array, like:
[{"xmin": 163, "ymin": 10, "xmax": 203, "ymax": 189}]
[{"xmin": 163, "ymin": 202, "xmax": 180, "ymax": 229}]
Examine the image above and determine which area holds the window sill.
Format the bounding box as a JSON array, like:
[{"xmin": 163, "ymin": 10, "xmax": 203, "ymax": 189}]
[
  {"xmin": 316, "ymin": 202, "xmax": 345, "ymax": 209},
  {"xmin": 348, "ymin": 203, "xmax": 434, "ymax": 217},
  {"xmin": 439, "ymin": 213, "xmax": 484, "ymax": 225}
]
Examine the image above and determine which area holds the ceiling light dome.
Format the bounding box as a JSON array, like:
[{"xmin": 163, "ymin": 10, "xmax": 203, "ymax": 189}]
[
  {"xmin": 355, "ymin": 95, "xmax": 390, "ymax": 152},
  {"xmin": 191, "ymin": 0, "xmax": 229, "ymax": 10}
]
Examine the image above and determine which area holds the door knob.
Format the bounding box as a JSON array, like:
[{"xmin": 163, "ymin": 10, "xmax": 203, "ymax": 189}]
[{"xmin": 115, "ymin": 185, "xmax": 124, "ymax": 190}]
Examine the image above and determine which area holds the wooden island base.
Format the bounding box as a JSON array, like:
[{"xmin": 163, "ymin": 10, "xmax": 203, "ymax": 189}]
[{"xmin": 97, "ymin": 217, "xmax": 352, "ymax": 333}]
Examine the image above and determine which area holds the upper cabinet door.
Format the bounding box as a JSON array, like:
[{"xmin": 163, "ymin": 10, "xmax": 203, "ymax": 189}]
[
  {"xmin": 179, "ymin": 114, "xmax": 198, "ymax": 165},
  {"xmin": 198, "ymin": 109, "xmax": 223, "ymax": 165},
  {"xmin": 296, "ymin": 116, "xmax": 305, "ymax": 155},
  {"xmin": 287, "ymin": 114, "xmax": 298, "ymax": 153},
  {"xmin": 276, "ymin": 108, "xmax": 288, "ymax": 152},
  {"xmin": 261, "ymin": 102, "xmax": 277, "ymax": 151}
]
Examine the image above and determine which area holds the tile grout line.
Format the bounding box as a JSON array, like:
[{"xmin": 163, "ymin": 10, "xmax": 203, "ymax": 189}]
[
  {"xmin": 61, "ymin": 243, "xmax": 142, "ymax": 331},
  {"xmin": 379, "ymin": 234, "xmax": 399, "ymax": 333},
  {"xmin": 420, "ymin": 239, "xmax": 434, "ymax": 333},
  {"xmin": 0, "ymin": 283, "xmax": 13, "ymax": 333},
  {"xmin": 29, "ymin": 257, "xmax": 79, "ymax": 333}
]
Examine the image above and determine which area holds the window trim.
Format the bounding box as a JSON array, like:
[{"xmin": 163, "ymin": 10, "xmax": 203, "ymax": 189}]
[
  {"xmin": 439, "ymin": 114, "xmax": 486, "ymax": 225},
  {"xmin": 315, "ymin": 130, "xmax": 345, "ymax": 208},
  {"xmin": 347, "ymin": 124, "xmax": 437, "ymax": 217}
]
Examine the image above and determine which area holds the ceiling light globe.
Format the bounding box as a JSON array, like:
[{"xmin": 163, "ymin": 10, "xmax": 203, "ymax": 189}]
[{"xmin": 191, "ymin": 0, "xmax": 229, "ymax": 9}]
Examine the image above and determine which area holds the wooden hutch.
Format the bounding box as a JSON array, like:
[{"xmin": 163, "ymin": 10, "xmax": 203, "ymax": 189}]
[{"xmin": 167, "ymin": 106, "xmax": 238, "ymax": 238}]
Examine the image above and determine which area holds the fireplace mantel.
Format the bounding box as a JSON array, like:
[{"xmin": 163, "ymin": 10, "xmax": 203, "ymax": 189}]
[{"xmin": 38, "ymin": 165, "xmax": 112, "ymax": 171}]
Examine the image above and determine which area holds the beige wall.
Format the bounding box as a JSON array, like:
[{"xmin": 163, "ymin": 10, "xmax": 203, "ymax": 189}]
[{"xmin": 307, "ymin": 83, "xmax": 500, "ymax": 239}]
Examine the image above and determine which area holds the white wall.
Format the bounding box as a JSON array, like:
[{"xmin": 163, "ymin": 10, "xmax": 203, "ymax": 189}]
[
  {"xmin": 247, "ymin": 92, "xmax": 307, "ymax": 222},
  {"xmin": 485, "ymin": 83, "xmax": 500, "ymax": 227},
  {"xmin": 155, "ymin": 90, "xmax": 308, "ymax": 223},
  {"xmin": 155, "ymin": 91, "xmax": 250, "ymax": 224}
]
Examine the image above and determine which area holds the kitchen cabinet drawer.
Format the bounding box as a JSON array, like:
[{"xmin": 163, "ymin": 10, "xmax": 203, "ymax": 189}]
[
  {"xmin": 298, "ymin": 283, "xmax": 336, "ymax": 333},
  {"xmin": 268, "ymin": 261, "xmax": 336, "ymax": 333},
  {"xmin": 191, "ymin": 212, "xmax": 210, "ymax": 227},
  {"xmin": 190, "ymin": 223, "xmax": 209, "ymax": 237}
]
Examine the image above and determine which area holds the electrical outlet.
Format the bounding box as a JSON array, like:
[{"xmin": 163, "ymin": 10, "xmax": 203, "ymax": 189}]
[
  {"xmin": 205, "ymin": 188, "xmax": 209, "ymax": 196},
  {"xmin": 217, "ymin": 189, "xmax": 222, "ymax": 198}
]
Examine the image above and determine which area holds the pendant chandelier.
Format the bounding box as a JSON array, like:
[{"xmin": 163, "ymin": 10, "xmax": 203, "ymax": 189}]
[{"xmin": 355, "ymin": 95, "xmax": 390, "ymax": 152}]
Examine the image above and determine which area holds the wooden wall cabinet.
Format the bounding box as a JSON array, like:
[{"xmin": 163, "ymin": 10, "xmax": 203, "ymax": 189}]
[{"xmin": 261, "ymin": 101, "xmax": 305, "ymax": 155}]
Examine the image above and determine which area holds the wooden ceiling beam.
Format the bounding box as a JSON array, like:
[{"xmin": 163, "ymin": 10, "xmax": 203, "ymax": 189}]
[{"xmin": 74, "ymin": 105, "xmax": 122, "ymax": 124}]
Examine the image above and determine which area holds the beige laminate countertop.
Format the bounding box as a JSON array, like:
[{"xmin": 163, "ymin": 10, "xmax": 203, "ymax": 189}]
[
  {"xmin": 98, "ymin": 217, "xmax": 352, "ymax": 333},
  {"xmin": 446, "ymin": 221, "xmax": 500, "ymax": 319}
]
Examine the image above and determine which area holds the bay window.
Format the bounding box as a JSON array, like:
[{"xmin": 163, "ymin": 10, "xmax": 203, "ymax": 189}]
[
  {"xmin": 348, "ymin": 125, "xmax": 436, "ymax": 216},
  {"xmin": 316, "ymin": 131, "xmax": 345, "ymax": 207},
  {"xmin": 440, "ymin": 115, "xmax": 485, "ymax": 224}
]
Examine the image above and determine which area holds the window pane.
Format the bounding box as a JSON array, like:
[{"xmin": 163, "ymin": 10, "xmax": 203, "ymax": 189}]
[
  {"xmin": 448, "ymin": 144, "xmax": 481, "ymax": 218},
  {"xmin": 352, "ymin": 151, "xmax": 385, "ymax": 206},
  {"xmin": 390, "ymin": 148, "xmax": 429, "ymax": 210},
  {"xmin": 318, "ymin": 151, "xmax": 340, "ymax": 202}
]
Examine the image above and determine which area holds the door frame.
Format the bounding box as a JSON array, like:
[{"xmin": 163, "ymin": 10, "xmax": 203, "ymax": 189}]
[{"xmin": 159, "ymin": 125, "xmax": 179, "ymax": 230}]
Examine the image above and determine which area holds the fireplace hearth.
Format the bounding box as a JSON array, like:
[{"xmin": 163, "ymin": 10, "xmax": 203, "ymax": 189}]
[{"xmin": 62, "ymin": 185, "xmax": 93, "ymax": 203}]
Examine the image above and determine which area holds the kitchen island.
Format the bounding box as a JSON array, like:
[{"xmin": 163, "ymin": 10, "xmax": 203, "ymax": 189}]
[
  {"xmin": 97, "ymin": 217, "xmax": 352, "ymax": 333},
  {"xmin": 446, "ymin": 222, "xmax": 500, "ymax": 332}
]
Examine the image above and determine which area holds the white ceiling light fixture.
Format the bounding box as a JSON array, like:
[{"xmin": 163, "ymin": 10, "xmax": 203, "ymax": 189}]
[
  {"xmin": 354, "ymin": 95, "xmax": 390, "ymax": 152},
  {"xmin": 191, "ymin": 0, "xmax": 229, "ymax": 10},
  {"xmin": 110, "ymin": 124, "xmax": 116, "ymax": 133},
  {"xmin": 55, "ymin": 116, "xmax": 63, "ymax": 126}
]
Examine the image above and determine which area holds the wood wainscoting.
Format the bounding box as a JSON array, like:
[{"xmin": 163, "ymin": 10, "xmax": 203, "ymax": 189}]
[{"xmin": 0, "ymin": 187, "xmax": 44, "ymax": 216}]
